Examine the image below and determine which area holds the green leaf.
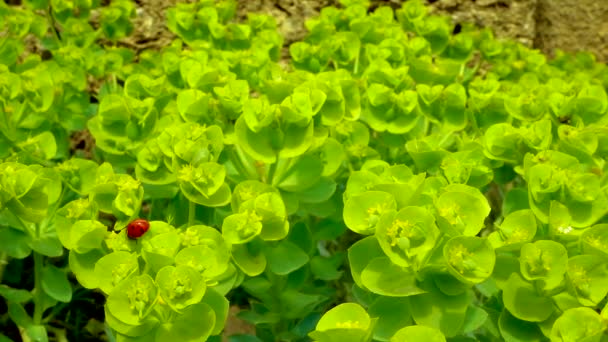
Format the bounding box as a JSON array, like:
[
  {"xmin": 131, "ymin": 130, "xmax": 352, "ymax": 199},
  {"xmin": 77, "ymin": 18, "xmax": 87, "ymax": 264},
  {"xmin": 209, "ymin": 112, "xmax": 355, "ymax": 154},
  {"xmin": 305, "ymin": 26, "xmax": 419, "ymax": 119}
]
[
  {"xmin": 155, "ymin": 303, "xmax": 216, "ymax": 342},
  {"xmin": 41, "ymin": 265, "xmax": 72, "ymax": 303},
  {"xmin": 70, "ymin": 220, "xmax": 107, "ymax": 254},
  {"xmin": 310, "ymin": 254, "xmax": 344, "ymax": 281},
  {"xmin": 0, "ymin": 285, "xmax": 32, "ymax": 303},
  {"xmin": 310, "ymin": 303, "xmax": 372, "ymax": 342},
  {"xmin": 95, "ymin": 251, "xmax": 139, "ymax": 295},
  {"xmin": 28, "ymin": 235, "xmax": 63, "ymax": 258},
  {"xmin": 551, "ymin": 307, "xmax": 605, "ymax": 342},
  {"xmin": 274, "ymin": 155, "xmax": 324, "ymax": 193},
  {"xmin": 69, "ymin": 249, "xmax": 104, "ymax": 289},
  {"xmin": 141, "ymin": 231, "xmax": 181, "ymax": 273},
  {"xmin": 461, "ymin": 305, "xmax": 487, "ymax": 334},
  {"xmin": 567, "ymin": 255, "xmax": 608, "ymax": 306},
  {"xmin": 265, "ymin": 240, "xmax": 309, "ymax": 275},
  {"xmin": 502, "ymin": 273, "xmax": 554, "ymax": 322},
  {"xmin": 348, "ymin": 236, "xmax": 384, "ymax": 289},
  {"xmin": 174, "ymin": 242, "xmax": 230, "ymax": 281},
  {"xmin": 410, "ymin": 280, "xmax": 469, "ymax": 337},
  {"xmin": 176, "ymin": 89, "xmax": 210, "ymax": 122},
  {"xmin": 390, "ymin": 325, "xmax": 445, "ymax": 342},
  {"xmin": 498, "ymin": 309, "xmax": 544, "ymax": 342},
  {"xmin": 201, "ymin": 288, "xmax": 229, "ymax": 336},
  {"xmin": 488, "ymin": 209, "xmax": 536, "ymax": 250},
  {"xmin": 231, "ymin": 242, "xmax": 267, "ymax": 277},
  {"xmin": 361, "ymin": 257, "xmax": 424, "ymax": 297},
  {"xmin": 0, "ymin": 227, "xmax": 32, "ymax": 258},
  {"xmin": 369, "ymin": 297, "xmax": 412, "ymax": 341},
  {"xmin": 580, "ymin": 223, "xmax": 608, "ymax": 257}
]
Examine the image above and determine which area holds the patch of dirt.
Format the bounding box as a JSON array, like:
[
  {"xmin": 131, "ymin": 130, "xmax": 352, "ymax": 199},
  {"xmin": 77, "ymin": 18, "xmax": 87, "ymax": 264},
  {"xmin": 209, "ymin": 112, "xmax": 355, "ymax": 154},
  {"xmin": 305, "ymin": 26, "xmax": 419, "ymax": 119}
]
[
  {"xmin": 534, "ymin": 0, "xmax": 608, "ymax": 61},
  {"xmin": 236, "ymin": 0, "xmax": 333, "ymax": 45},
  {"xmin": 222, "ymin": 305, "xmax": 256, "ymax": 340},
  {"xmin": 69, "ymin": 129, "xmax": 95, "ymax": 159},
  {"xmin": 427, "ymin": 0, "xmax": 538, "ymax": 47}
]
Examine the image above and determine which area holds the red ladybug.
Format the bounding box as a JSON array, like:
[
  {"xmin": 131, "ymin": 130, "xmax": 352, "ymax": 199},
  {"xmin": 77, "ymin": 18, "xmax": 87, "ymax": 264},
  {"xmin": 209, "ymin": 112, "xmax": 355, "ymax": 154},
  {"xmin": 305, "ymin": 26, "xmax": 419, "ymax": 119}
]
[{"xmin": 127, "ymin": 219, "xmax": 150, "ymax": 239}]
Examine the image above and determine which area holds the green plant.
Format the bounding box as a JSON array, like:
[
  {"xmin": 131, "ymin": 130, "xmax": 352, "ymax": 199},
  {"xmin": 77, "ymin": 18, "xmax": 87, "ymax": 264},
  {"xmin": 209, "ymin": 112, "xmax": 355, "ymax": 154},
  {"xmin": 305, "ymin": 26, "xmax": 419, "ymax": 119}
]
[{"xmin": 2, "ymin": 0, "xmax": 608, "ymax": 341}]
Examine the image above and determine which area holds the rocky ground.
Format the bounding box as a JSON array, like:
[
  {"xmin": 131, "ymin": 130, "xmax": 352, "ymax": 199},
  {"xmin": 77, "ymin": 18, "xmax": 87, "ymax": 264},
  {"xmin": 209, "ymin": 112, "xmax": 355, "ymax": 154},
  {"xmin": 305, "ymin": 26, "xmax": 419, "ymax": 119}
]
[{"xmin": 120, "ymin": 0, "xmax": 608, "ymax": 62}]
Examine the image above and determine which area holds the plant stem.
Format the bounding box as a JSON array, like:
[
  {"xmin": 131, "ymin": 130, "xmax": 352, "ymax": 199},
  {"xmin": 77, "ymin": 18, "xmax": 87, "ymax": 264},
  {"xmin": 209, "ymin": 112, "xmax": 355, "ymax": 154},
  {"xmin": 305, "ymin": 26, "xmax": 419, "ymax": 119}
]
[
  {"xmin": 188, "ymin": 200, "xmax": 196, "ymax": 227},
  {"xmin": 46, "ymin": 5, "xmax": 61, "ymax": 46},
  {"xmin": 0, "ymin": 252, "xmax": 7, "ymax": 283},
  {"xmin": 33, "ymin": 251, "xmax": 44, "ymax": 324}
]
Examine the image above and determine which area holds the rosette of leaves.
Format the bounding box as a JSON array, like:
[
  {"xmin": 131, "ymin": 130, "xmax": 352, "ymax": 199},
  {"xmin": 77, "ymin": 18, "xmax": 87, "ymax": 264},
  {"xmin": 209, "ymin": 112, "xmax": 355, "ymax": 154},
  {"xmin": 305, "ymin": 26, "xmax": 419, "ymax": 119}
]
[
  {"xmin": 176, "ymin": 224, "xmax": 231, "ymax": 285},
  {"xmin": 166, "ymin": 0, "xmax": 236, "ymax": 45},
  {"xmin": 315, "ymin": 70, "xmax": 361, "ymax": 125},
  {"xmin": 10, "ymin": 62, "xmax": 55, "ymax": 122},
  {"xmin": 440, "ymin": 143, "xmax": 494, "ymax": 188},
  {"xmin": 434, "ymin": 184, "xmax": 491, "ymax": 237},
  {"xmin": 345, "ymin": 161, "xmax": 425, "ymax": 209},
  {"xmin": 222, "ymin": 190, "xmax": 287, "ymax": 244},
  {"xmin": 483, "ymin": 123, "xmax": 528, "ymax": 164},
  {"xmin": 177, "ymin": 162, "xmax": 231, "ymax": 207},
  {"xmin": 235, "ymin": 84, "xmax": 326, "ymax": 164},
  {"xmin": 87, "ymin": 93, "xmax": 158, "ymax": 160},
  {"xmin": 405, "ymin": 133, "xmax": 452, "ymax": 174},
  {"xmin": 408, "ymin": 56, "xmax": 464, "ymax": 86},
  {"xmin": 56, "ymin": 158, "xmax": 99, "ymax": 195},
  {"xmin": 222, "ymin": 182, "xmax": 290, "ymax": 276},
  {"xmin": 155, "ymin": 265, "xmax": 206, "ymax": 311},
  {"xmin": 0, "ymin": 162, "xmax": 61, "ymax": 224},
  {"xmin": 141, "ymin": 227, "xmax": 182, "ymax": 273},
  {"xmin": 90, "ymin": 163, "xmax": 144, "ymax": 230},
  {"xmin": 136, "ymin": 122, "xmax": 227, "ymax": 202},
  {"xmin": 290, "ymin": 41, "xmax": 333, "ymax": 73},
  {"xmin": 362, "ymin": 81, "xmax": 419, "ymax": 134},
  {"xmin": 375, "ymin": 206, "xmax": 440, "ymax": 270},
  {"xmin": 519, "ymin": 240, "xmax": 568, "ymax": 291},
  {"xmin": 353, "ymin": 6, "xmax": 405, "ymax": 48},
  {"xmin": 523, "ymin": 150, "xmax": 608, "ymax": 227},
  {"xmin": 467, "ymin": 75, "xmax": 509, "ymax": 129},
  {"xmin": 556, "ymin": 124, "xmax": 606, "ymax": 168},
  {"xmin": 572, "ymin": 83, "xmax": 608, "ymax": 125},
  {"xmin": 416, "ymin": 83, "xmax": 467, "ymax": 131},
  {"xmin": 0, "ymin": 162, "xmax": 64, "ymax": 263},
  {"xmin": 443, "ymin": 236, "xmax": 495, "ymax": 285},
  {"xmin": 503, "ymin": 77, "xmax": 550, "ymax": 122},
  {"xmin": 488, "ymin": 209, "xmax": 537, "ymax": 251},
  {"xmin": 49, "ymin": 0, "xmax": 94, "ymax": 24},
  {"xmin": 330, "ymin": 120, "xmax": 377, "ymax": 170},
  {"xmin": 99, "ymin": 0, "xmax": 135, "ymax": 41}
]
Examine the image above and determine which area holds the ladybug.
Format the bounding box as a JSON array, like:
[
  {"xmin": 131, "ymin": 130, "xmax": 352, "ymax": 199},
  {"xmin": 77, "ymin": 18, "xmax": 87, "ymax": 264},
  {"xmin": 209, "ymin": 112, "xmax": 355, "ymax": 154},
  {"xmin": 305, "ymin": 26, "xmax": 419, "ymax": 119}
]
[{"xmin": 127, "ymin": 219, "xmax": 150, "ymax": 239}]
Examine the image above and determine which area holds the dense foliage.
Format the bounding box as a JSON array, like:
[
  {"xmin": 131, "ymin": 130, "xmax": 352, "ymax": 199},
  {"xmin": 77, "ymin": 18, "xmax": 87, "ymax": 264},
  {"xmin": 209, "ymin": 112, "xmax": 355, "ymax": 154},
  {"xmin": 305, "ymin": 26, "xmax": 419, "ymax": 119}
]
[{"xmin": 2, "ymin": 0, "xmax": 608, "ymax": 341}]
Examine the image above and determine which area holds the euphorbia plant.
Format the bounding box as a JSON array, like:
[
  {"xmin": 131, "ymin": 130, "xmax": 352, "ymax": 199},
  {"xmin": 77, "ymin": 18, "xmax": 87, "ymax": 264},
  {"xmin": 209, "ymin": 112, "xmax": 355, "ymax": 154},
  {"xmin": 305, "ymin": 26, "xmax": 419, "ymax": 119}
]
[{"xmin": 3, "ymin": 0, "xmax": 608, "ymax": 341}]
